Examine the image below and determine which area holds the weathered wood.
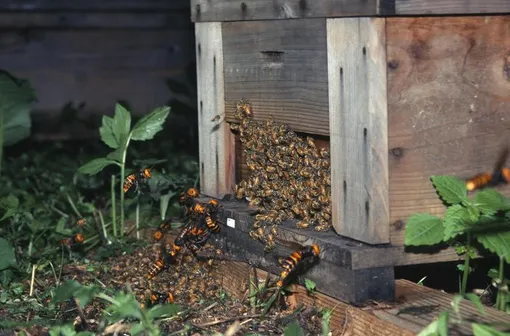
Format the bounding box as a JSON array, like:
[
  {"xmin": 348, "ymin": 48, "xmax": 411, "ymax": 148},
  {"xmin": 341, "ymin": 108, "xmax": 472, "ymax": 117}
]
[
  {"xmin": 373, "ymin": 279, "xmax": 510, "ymax": 335},
  {"xmin": 0, "ymin": 12, "xmax": 192, "ymax": 29},
  {"xmin": 0, "ymin": 29, "xmax": 194, "ymax": 116},
  {"xmin": 203, "ymin": 198, "xmax": 397, "ymax": 303},
  {"xmin": 387, "ymin": 16, "xmax": 510, "ymax": 264},
  {"xmin": 222, "ymin": 19, "xmax": 330, "ymax": 136},
  {"xmin": 327, "ymin": 18, "xmax": 389, "ymax": 244},
  {"xmin": 195, "ymin": 23, "xmax": 235, "ymax": 199},
  {"xmin": 211, "ymin": 261, "xmax": 413, "ymax": 336},
  {"xmin": 190, "ymin": 0, "xmax": 379, "ymax": 22},
  {"xmin": 1, "ymin": 0, "xmax": 188, "ymax": 11},
  {"xmin": 394, "ymin": 0, "xmax": 510, "ymax": 15}
]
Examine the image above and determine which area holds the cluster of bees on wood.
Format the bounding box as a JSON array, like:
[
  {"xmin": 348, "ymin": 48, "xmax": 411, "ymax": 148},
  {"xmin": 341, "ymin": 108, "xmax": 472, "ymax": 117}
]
[{"xmin": 228, "ymin": 99, "xmax": 332, "ymax": 251}]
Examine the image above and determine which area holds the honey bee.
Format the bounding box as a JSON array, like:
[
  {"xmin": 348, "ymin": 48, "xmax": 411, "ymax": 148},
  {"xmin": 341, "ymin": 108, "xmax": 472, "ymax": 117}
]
[
  {"xmin": 123, "ymin": 168, "xmax": 152, "ymax": 193},
  {"xmin": 76, "ymin": 218, "xmax": 86, "ymax": 228},
  {"xmin": 465, "ymin": 147, "xmax": 510, "ymax": 192},
  {"xmin": 276, "ymin": 244, "xmax": 320, "ymax": 289}
]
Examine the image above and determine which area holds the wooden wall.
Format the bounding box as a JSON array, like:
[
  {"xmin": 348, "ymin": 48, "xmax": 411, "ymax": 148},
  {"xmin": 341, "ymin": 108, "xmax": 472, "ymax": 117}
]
[{"xmin": 0, "ymin": 0, "xmax": 195, "ymax": 117}]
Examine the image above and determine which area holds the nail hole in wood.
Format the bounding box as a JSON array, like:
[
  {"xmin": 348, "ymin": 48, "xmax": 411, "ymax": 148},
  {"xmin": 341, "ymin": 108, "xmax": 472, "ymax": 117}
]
[
  {"xmin": 241, "ymin": 2, "xmax": 247, "ymax": 10},
  {"xmin": 198, "ymin": 43, "xmax": 201, "ymax": 55},
  {"xmin": 363, "ymin": 127, "xmax": 367, "ymax": 137},
  {"xmin": 391, "ymin": 147, "xmax": 404, "ymax": 157},
  {"xmin": 343, "ymin": 180, "xmax": 347, "ymax": 192},
  {"xmin": 388, "ymin": 60, "xmax": 399, "ymax": 69},
  {"xmin": 196, "ymin": 4, "xmax": 201, "ymax": 13},
  {"xmin": 340, "ymin": 67, "xmax": 343, "ymax": 76},
  {"xmin": 362, "ymin": 46, "xmax": 366, "ymax": 55}
]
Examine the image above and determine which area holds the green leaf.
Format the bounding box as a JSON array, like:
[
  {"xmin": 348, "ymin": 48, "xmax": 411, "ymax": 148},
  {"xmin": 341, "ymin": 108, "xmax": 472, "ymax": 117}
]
[
  {"xmin": 78, "ymin": 158, "xmax": 118, "ymax": 175},
  {"xmin": 106, "ymin": 147, "xmax": 124, "ymax": 163},
  {"xmin": 451, "ymin": 294, "xmax": 464, "ymax": 314},
  {"xmin": 304, "ymin": 279, "xmax": 316, "ymax": 292},
  {"xmin": 444, "ymin": 205, "xmax": 472, "ymax": 240},
  {"xmin": 0, "ymin": 238, "xmax": 17, "ymax": 271},
  {"xmin": 99, "ymin": 103, "xmax": 131, "ymax": 149},
  {"xmin": 465, "ymin": 293, "xmax": 486, "ymax": 315},
  {"xmin": 129, "ymin": 323, "xmax": 145, "ymax": 336},
  {"xmin": 146, "ymin": 303, "xmax": 182, "ymax": 319},
  {"xmin": 437, "ymin": 311, "xmax": 449, "ymax": 336},
  {"xmin": 404, "ymin": 213, "xmax": 445, "ymax": 246},
  {"xmin": 474, "ymin": 189, "xmax": 510, "ymax": 215},
  {"xmin": 130, "ymin": 106, "xmax": 170, "ymax": 141},
  {"xmin": 0, "ymin": 194, "xmax": 19, "ymax": 209},
  {"xmin": 284, "ymin": 320, "xmax": 305, "ymax": 336},
  {"xmin": 52, "ymin": 280, "xmax": 82, "ymax": 304},
  {"xmin": 430, "ymin": 175, "xmax": 467, "ymax": 205},
  {"xmin": 472, "ymin": 323, "xmax": 510, "ymax": 336},
  {"xmin": 476, "ymin": 231, "xmax": 510, "ymax": 263},
  {"xmin": 418, "ymin": 320, "xmax": 440, "ymax": 336},
  {"xmin": 74, "ymin": 285, "xmax": 100, "ymax": 309},
  {"xmin": 0, "ymin": 71, "xmax": 36, "ymax": 147},
  {"xmin": 321, "ymin": 308, "xmax": 333, "ymax": 336}
]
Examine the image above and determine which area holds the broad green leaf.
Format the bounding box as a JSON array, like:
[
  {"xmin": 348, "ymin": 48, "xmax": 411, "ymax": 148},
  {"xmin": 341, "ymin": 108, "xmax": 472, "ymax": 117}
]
[
  {"xmin": 0, "ymin": 269, "xmax": 14, "ymax": 286},
  {"xmin": 106, "ymin": 147, "xmax": 124, "ymax": 163},
  {"xmin": 404, "ymin": 213, "xmax": 444, "ymax": 246},
  {"xmin": 284, "ymin": 321, "xmax": 305, "ymax": 336},
  {"xmin": 129, "ymin": 323, "xmax": 145, "ymax": 336},
  {"xmin": 465, "ymin": 293, "xmax": 486, "ymax": 315},
  {"xmin": 321, "ymin": 308, "xmax": 333, "ymax": 336},
  {"xmin": 304, "ymin": 279, "xmax": 316, "ymax": 292},
  {"xmin": 146, "ymin": 303, "xmax": 182, "ymax": 319},
  {"xmin": 99, "ymin": 116, "xmax": 117, "ymax": 149},
  {"xmin": 475, "ymin": 189, "xmax": 510, "ymax": 215},
  {"xmin": 55, "ymin": 217, "xmax": 67, "ymax": 235},
  {"xmin": 418, "ymin": 320, "xmax": 439, "ymax": 336},
  {"xmin": 476, "ymin": 231, "xmax": 510, "ymax": 263},
  {"xmin": 52, "ymin": 280, "xmax": 82, "ymax": 304},
  {"xmin": 444, "ymin": 205, "xmax": 471, "ymax": 240},
  {"xmin": 74, "ymin": 285, "xmax": 100, "ymax": 309},
  {"xmin": 437, "ymin": 311, "xmax": 449, "ymax": 336},
  {"xmin": 106, "ymin": 292, "xmax": 143, "ymax": 320},
  {"xmin": 430, "ymin": 175, "xmax": 467, "ymax": 205},
  {"xmin": 0, "ymin": 194, "xmax": 19, "ymax": 209},
  {"xmin": 451, "ymin": 294, "xmax": 464, "ymax": 314},
  {"xmin": 0, "ymin": 238, "xmax": 17, "ymax": 271},
  {"xmin": 0, "ymin": 71, "xmax": 36, "ymax": 147},
  {"xmin": 113, "ymin": 103, "xmax": 131, "ymax": 145},
  {"xmin": 78, "ymin": 158, "xmax": 119, "ymax": 175},
  {"xmin": 131, "ymin": 106, "xmax": 170, "ymax": 141},
  {"xmin": 472, "ymin": 323, "xmax": 510, "ymax": 336}
]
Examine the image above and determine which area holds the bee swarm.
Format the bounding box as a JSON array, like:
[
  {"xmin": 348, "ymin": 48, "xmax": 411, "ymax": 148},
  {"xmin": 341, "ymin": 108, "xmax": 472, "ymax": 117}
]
[{"xmin": 229, "ymin": 99, "xmax": 332, "ymax": 251}]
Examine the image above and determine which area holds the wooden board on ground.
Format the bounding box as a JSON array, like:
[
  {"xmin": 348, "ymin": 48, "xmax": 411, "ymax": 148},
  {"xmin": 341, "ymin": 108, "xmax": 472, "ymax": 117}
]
[
  {"xmin": 210, "ymin": 258, "xmax": 510, "ymax": 336},
  {"xmin": 222, "ymin": 19, "xmax": 330, "ymax": 136},
  {"xmin": 190, "ymin": 0, "xmax": 379, "ymax": 22},
  {"xmin": 386, "ymin": 17, "xmax": 510, "ymax": 263}
]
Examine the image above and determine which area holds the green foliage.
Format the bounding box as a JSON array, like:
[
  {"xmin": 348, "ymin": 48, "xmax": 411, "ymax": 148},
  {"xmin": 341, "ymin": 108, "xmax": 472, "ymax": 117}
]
[
  {"xmin": 284, "ymin": 320, "xmax": 305, "ymax": 336},
  {"xmin": 404, "ymin": 213, "xmax": 444, "ymax": 246},
  {"xmin": 430, "ymin": 175, "xmax": 468, "ymax": 205},
  {"xmin": 472, "ymin": 324, "xmax": 510, "ymax": 336},
  {"xmin": 304, "ymin": 278, "xmax": 316, "ymax": 295},
  {"xmin": 320, "ymin": 307, "xmax": 334, "ymax": 336}
]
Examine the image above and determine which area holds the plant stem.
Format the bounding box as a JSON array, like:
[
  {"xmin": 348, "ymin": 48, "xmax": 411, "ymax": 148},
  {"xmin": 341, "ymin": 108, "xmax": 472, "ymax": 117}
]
[
  {"xmin": 135, "ymin": 193, "xmax": 140, "ymax": 240},
  {"xmin": 97, "ymin": 210, "xmax": 108, "ymax": 243},
  {"xmin": 461, "ymin": 233, "xmax": 472, "ymax": 296},
  {"xmin": 119, "ymin": 136, "xmax": 131, "ymax": 238},
  {"xmin": 111, "ymin": 175, "xmax": 117, "ymax": 237},
  {"xmin": 66, "ymin": 193, "xmax": 82, "ymax": 218},
  {"xmin": 0, "ymin": 110, "xmax": 4, "ymax": 176},
  {"xmin": 29, "ymin": 264, "xmax": 36, "ymax": 296},
  {"xmin": 497, "ymin": 257, "xmax": 505, "ymax": 311}
]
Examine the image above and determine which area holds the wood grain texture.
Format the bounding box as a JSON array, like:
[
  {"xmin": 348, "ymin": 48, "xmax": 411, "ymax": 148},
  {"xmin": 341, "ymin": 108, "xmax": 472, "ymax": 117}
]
[
  {"xmin": 373, "ymin": 279, "xmax": 510, "ymax": 335},
  {"xmin": 0, "ymin": 29, "xmax": 194, "ymax": 116},
  {"xmin": 222, "ymin": 19, "xmax": 330, "ymax": 136},
  {"xmin": 387, "ymin": 17, "xmax": 510, "ymax": 262},
  {"xmin": 190, "ymin": 0, "xmax": 378, "ymax": 22},
  {"xmin": 327, "ymin": 18, "xmax": 389, "ymax": 244},
  {"xmin": 211, "ymin": 261, "xmax": 413, "ymax": 336},
  {"xmin": 395, "ymin": 0, "xmax": 510, "ymax": 15},
  {"xmin": 0, "ymin": 0, "xmax": 188, "ymax": 11},
  {"xmin": 195, "ymin": 22, "xmax": 236, "ymax": 199},
  {"xmin": 0, "ymin": 12, "xmax": 192, "ymax": 29}
]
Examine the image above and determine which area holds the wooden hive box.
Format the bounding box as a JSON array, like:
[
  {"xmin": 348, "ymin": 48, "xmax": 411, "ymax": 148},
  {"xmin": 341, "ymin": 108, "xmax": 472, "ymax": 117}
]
[{"xmin": 190, "ymin": 0, "xmax": 510, "ymax": 303}]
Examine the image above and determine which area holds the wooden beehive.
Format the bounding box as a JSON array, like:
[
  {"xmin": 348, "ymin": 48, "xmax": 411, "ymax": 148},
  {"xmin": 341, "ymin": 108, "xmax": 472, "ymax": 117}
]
[{"xmin": 191, "ymin": 0, "xmax": 510, "ymax": 302}]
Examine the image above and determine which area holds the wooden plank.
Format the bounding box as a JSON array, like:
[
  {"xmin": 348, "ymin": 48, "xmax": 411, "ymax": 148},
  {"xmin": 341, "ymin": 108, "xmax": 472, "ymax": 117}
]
[
  {"xmin": 0, "ymin": 29, "xmax": 194, "ymax": 117},
  {"xmin": 195, "ymin": 22, "xmax": 235, "ymax": 198},
  {"xmin": 0, "ymin": 0, "xmax": 188, "ymax": 11},
  {"xmin": 190, "ymin": 0, "xmax": 379, "ymax": 22},
  {"xmin": 0, "ymin": 12, "xmax": 192, "ymax": 29},
  {"xmin": 387, "ymin": 16, "xmax": 510, "ymax": 264},
  {"xmin": 327, "ymin": 18, "xmax": 389, "ymax": 244},
  {"xmin": 372, "ymin": 279, "xmax": 510, "ymax": 335},
  {"xmin": 395, "ymin": 0, "xmax": 510, "ymax": 15},
  {"xmin": 211, "ymin": 261, "xmax": 413, "ymax": 336},
  {"xmin": 222, "ymin": 19, "xmax": 330, "ymax": 136}
]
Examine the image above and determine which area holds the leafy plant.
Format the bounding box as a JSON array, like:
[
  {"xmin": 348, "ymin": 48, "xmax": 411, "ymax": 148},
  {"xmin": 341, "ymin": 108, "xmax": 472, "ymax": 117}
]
[
  {"xmin": 78, "ymin": 103, "xmax": 170, "ymax": 238},
  {"xmin": 0, "ymin": 70, "xmax": 37, "ymax": 175},
  {"xmin": 405, "ymin": 176, "xmax": 510, "ymax": 299}
]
